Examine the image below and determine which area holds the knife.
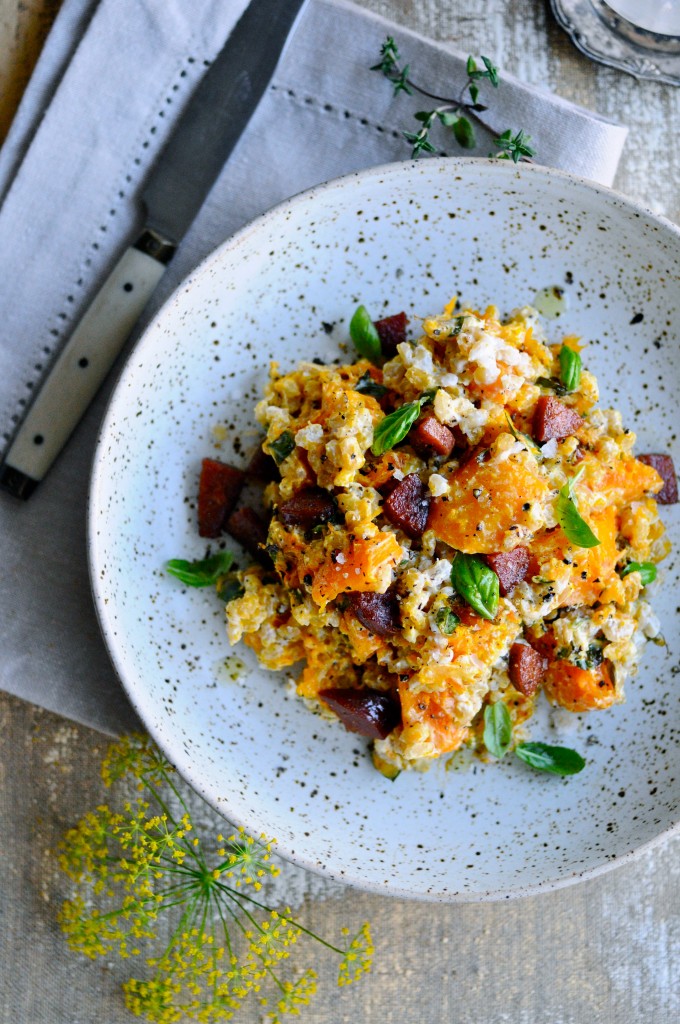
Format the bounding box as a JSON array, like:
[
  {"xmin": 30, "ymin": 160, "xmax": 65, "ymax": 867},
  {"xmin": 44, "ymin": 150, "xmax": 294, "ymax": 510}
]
[{"xmin": 0, "ymin": 0, "xmax": 307, "ymax": 500}]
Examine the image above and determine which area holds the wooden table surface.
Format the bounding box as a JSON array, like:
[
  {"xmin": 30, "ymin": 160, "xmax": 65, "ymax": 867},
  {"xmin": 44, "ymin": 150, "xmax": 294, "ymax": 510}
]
[{"xmin": 0, "ymin": 2, "xmax": 678, "ymax": 1022}]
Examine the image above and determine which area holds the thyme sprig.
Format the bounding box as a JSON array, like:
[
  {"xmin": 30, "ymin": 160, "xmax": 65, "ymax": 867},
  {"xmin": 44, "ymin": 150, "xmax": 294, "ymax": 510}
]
[
  {"xmin": 372, "ymin": 36, "xmax": 535, "ymax": 162},
  {"xmin": 57, "ymin": 734, "xmax": 373, "ymax": 1023}
]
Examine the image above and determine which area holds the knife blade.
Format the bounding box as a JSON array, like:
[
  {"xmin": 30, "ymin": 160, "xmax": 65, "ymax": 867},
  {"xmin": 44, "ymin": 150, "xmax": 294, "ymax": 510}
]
[{"xmin": 0, "ymin": 0, "xmax": 307, "ymax": 499}]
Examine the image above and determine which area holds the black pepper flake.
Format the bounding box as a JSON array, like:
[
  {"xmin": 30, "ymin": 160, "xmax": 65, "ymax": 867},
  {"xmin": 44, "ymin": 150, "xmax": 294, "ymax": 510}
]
[
  {"xmin": 629, "ymin": 312, "xmax": 644, "ymax": 325},
  {"xmin": 522, "ymin": 502, "xmax": 531, "ymax": 511}
]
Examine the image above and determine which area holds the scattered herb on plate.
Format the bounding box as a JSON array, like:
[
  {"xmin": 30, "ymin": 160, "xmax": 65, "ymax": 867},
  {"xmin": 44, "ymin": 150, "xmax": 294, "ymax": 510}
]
[{"xmin": 483, "ymin": 703, "xmax": 585, "ymax": 776}]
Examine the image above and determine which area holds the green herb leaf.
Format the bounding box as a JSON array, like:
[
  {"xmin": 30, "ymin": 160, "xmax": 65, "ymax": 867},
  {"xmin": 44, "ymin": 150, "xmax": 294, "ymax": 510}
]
[
  {"xmin": 166, "ymin": 551, "xmax": 234, "ymax": 588},
  {"xmin": 469, "ymin": 82, "xmax": 479, "ymax": 104},
  {"xmin": 437, "ymin": 110, "xmax": 459, "ymax": 128},
  {"xmin": 494, "ymin": 127, "xmax": 535, "ymax": 163},
  {"xmin": 435, "ymin": 607, "xmax": 460, "ymax": 635},
  {"xmin": 453, "ymin": 116, "xmax": 476, "ymax": 149},
  {"xmin": 370, "ymin": 36, "xmax": 401, "ymax": 74},
  {"xmin": 450, "ymin": 552, "xmax": 499, "ymax": 621},
  {"xmin": 536, "ymin": 375, "xmax": 569, "ymax": 397},
  {"xmin": 269, "ymin": 430, "xmax": 295, "ymax": 465},
  {"xmin": 505, "ymin": 413, "xmax": 542, "ymax": 460},
  {"xmin": 559, "ymin": 344, "xmax": 582, "ymax": 392},
  {"xmin": 403, "ymin": 129, "xmax": 437, "ymax": 158},
  {"xmin": 371, "ymin": 390, "xmax": 435, "ymax": 455},
  {"xmin": 216, "ymin": 572, "xmax": 245, "ymax": 604},
  {"xmin": 349, "ymin": 305, "xmax": 382, "ymax": 364},
  {"xmin": 620, "ymin": 561, "xmax": 657, "ymax": 586},
  {"xmin": 354, "ymin": 371, "xmax": 388, "ymax": 398},
  {"xmin": 483, "ymin": 702, "xmax": 512, "ymax": 759},
  {"xmin": 555, "ymin": 468, "xmax": 600, "ymax": 549},
  {"xmin": 515, "ymin": 742, "xmax": 586, "ymax": 776}
]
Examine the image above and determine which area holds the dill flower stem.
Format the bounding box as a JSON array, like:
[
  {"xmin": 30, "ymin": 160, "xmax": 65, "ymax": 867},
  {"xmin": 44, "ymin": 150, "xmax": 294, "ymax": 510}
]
[{"xmin": 214, "ymin": 882, "xmax": 346, "ymax": 956}]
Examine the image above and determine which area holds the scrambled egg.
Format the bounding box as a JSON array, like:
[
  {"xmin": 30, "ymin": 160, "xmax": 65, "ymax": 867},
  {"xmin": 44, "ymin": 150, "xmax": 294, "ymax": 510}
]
[{"xmin": 225, "ymin": 302, "xmax": 670, "ymax": 775}]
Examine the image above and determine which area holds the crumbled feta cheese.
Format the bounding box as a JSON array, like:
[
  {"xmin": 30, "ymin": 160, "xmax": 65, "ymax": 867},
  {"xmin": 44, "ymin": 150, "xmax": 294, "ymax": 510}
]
[{"xmin": 428, "ymin": 473, "xmax": 449, "ymax": 497}]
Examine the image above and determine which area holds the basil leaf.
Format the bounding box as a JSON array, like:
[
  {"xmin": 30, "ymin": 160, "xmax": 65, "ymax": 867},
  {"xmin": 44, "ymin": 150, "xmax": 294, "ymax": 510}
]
[
  {"xmin": 620, "ymin": 561, "xmax": 657, "ymax": 586},
  {"xmin": 558, "ymin": 344, "xmax": 582, "ymax": 392},
  {"xmin": 349, "ymin": 305, "xmax": 382, "ymax": 364},
  {"xmin": 555, "ymin": 469, "xmax": 600, "ymax": 549},
  {"xmin": 370, "ymin": 390, "xmax": 436, "ymax": 456},
  {"xmin": 166, "ymin": 551, "xmax": 234, "ymax": 587},
  {"xmin": 505, "ymin": 413, "xmax": 542, "ymax": 460},
  {"xmin": 536, "ymin": 375, "xmax": 568, "ymax": 397},
  {"xmin": 515, "ymin": 742, "xmax": 586, "ymax": 776},
  {"xmin": 435, "ymin": 607, "xmax": 460, "ymax": 635},
  {"xmin": 483, "ymin": 702, "xmax": 512, "ymax": 759},
  {"xmin": 354, "ymin": 371, "xmax": 387, "ymax": 398},
  {"xmin": 269, "ymin": 430, "xmax": 295, "ymax": 465},
  {"xmin": 453, "ymin": 116, "xmax": 475, "ymax": 149},
  {"xmin": 450, "ymin": 553, "xmax": 499, "ymax": 621},
  {"xmin": 216, "ymin": 572, "xmax": 245, "ymax": 603}
]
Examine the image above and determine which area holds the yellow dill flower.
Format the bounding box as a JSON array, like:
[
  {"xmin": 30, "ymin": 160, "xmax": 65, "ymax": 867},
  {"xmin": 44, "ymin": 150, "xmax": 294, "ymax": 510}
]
[
  {"xmin": 58, "ymin": 733, "xmax": 375, "ymax": 1022},
  {"xmin": 338, "ymin": 923, "xmax": 374, "ymax": 986}
]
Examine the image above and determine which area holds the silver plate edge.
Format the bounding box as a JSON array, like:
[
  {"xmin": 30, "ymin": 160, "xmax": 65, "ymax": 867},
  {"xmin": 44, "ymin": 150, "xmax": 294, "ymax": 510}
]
[{"xmin": 550, "ymin": 0, "xmax": 680, "ymax": 86}]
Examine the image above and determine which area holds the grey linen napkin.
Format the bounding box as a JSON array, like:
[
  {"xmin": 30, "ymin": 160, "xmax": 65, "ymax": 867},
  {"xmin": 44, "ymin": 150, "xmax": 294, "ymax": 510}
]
[{"xmin": 0, "ymin": 0, "xmax": 628, "ymax": 736}]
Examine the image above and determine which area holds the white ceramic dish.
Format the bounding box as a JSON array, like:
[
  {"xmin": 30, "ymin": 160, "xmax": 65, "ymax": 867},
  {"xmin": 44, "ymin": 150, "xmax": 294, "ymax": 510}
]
[{"xmin": 89, "ymin": 159, "xmax": 680, "ymax": 901}]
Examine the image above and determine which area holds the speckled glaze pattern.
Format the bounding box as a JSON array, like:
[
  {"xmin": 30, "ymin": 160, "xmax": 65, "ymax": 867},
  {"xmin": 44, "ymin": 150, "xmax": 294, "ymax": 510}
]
[{"xmin": 89, "ymin": 159, "xmax": 680, "ymax": 902}]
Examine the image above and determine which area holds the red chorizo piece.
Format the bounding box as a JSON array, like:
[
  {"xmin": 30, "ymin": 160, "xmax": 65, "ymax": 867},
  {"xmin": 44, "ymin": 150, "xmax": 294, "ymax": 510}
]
[
  {"xmin": 533, "ymin": 395, "xmax": 583, "ymax": 444},
  {"xmin": 278, "ymin": 486, "xmax": 339, "ymax": 530},
  {"xmin": 319, "ymin": 686, "xmax": 401, "ymax": 739},
  {"xmin": 638, "ymin": 453, "xmax": 678, "ymax": 504},
  {"xmin": 246, "ymin": 445, "xmax": 277, "ymax": 482},
  {"xmin": 349, "ymin": 590, "xmax": 400, "ymax": 637},
  {"xmin": 484, "ymin": 547, "xmax": 531, "ymax": 596},
  {"xmin": 508, "ymin": 642, "xmax": 548, "ymax": 697},
  {"xmin": 410, "ymin": 414, "xmax": 455, "ymax": 458},
  {"xmin": 373, "ymin": 311, "xmax": 408, "ymax": 359},
  {"xmin": 383, "ymin": 473, "xmax": 430, "ymax": 539},
  {"xmin": 225, "ymin": 506, "xmax": 269, "ymax": 561},
  {"xmin": 198, "ymin": 458, "xmax": 245, "ymax": 538}
]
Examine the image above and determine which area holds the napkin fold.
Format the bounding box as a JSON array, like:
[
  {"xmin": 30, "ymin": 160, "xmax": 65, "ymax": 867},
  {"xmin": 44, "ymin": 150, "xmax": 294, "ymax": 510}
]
[{"xmin": 0, "ymin": 0, "xmax": 628, "ymax": 736}]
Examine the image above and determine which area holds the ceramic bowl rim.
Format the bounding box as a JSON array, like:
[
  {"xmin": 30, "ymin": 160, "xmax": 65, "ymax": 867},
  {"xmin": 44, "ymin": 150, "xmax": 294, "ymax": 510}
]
[{"xmin": 88, "ymin": 156, "xmax": 680, "ymax": 902}]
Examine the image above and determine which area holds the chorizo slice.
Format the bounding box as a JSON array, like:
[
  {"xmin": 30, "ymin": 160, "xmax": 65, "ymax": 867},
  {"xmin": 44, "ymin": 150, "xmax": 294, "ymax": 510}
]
[
  {"xmin": 508, "ymin": 643, "xmax": 548, "ymax": 697},
  {"xmin": 246, "ymin": 445, "xmax": 278, "ymax": 482},
  {"xmin": 373, "ymin": 311, "xmax": 408, "ymax": 359},
  {"xmin": 319, "ymin": 686, "xmax": 401, "ymax": 739},
  {"xmin": 532, "ymin": 395, "xmax": 583, "ymax": 443},
  {"xmin": 278, "ymin": 486, "xmax": 340, "ymax": 530},
  {"xmin": 349, "ymin": 590, "xmax": 400, "ymax": 637},
  {"xmin": 198, "ymin": 458, "xmax": 245, "ymax": 538},
  {"xmin": 225, "ymin": 506, "xmax": 269, "ymax": 562},
  {"xmin": 484, "ymin": 547, "xmax": 531, "ymax": 596},
  {"xmin": 638, "ymin": 453, "xmax": 678, "ymax": 504},
  {"xmin": 383, "ymin": 472, "xmax": 430, "ymax": 539},
  {"xmin": 410, "ymin": 414, "xmax": 455, "ymax": 458}
]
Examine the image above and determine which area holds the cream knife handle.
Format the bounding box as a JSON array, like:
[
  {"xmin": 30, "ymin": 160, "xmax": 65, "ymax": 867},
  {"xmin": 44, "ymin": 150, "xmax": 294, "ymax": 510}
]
[{"xmin": 0, "ymin": 245, "xmax": 166, "ymax": 498}]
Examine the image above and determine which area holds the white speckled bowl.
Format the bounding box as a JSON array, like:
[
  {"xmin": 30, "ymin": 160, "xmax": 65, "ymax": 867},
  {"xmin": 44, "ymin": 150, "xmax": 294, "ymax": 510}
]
[{"xmin": 89, "ymin": 159, "xmax": 680, "ymax": 901}]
